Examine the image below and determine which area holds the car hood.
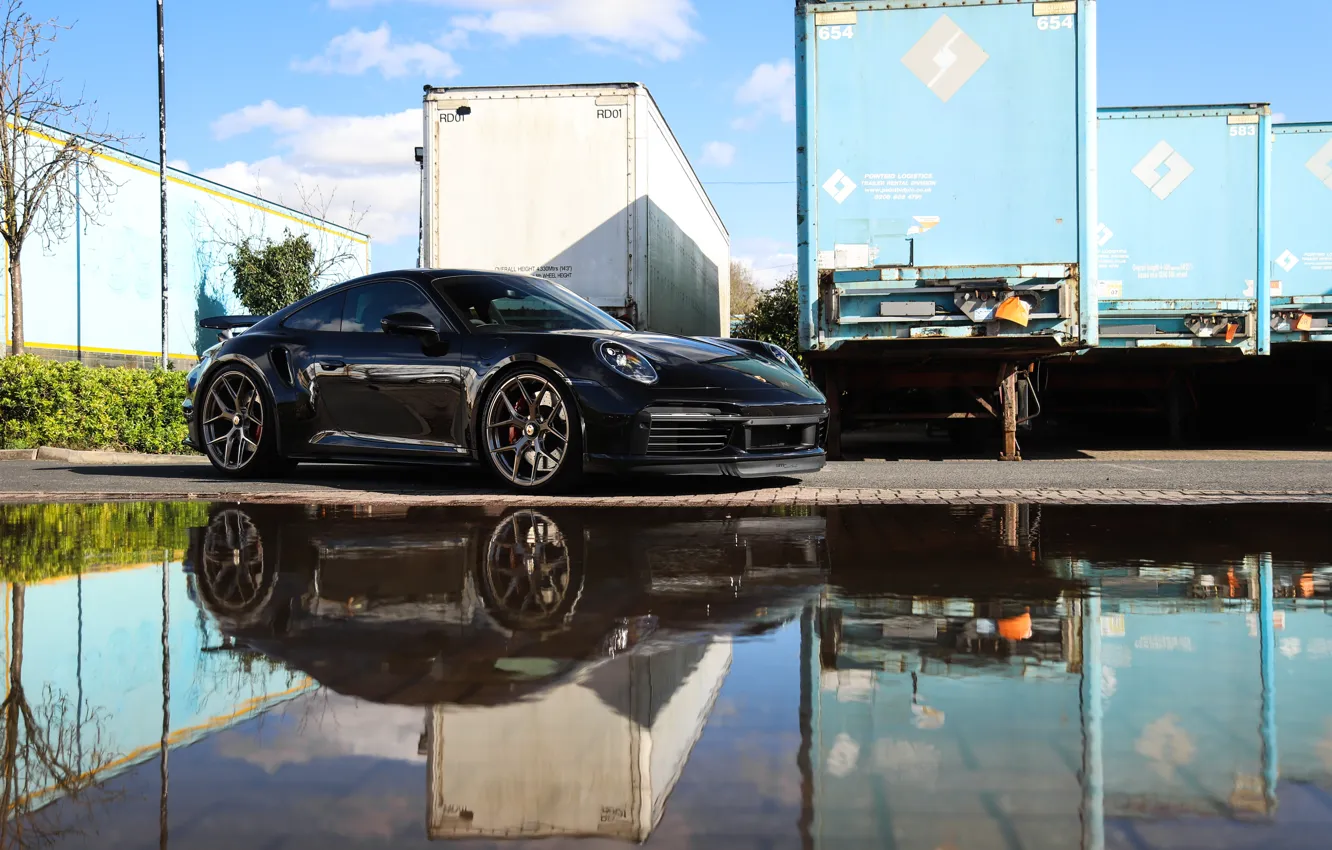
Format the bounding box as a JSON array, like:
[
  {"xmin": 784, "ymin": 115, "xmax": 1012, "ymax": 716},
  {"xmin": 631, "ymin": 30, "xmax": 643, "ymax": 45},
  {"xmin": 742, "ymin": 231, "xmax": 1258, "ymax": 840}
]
[{"xmin": 561, "ymin": 330, "xmax": 821, "ymax": 396}]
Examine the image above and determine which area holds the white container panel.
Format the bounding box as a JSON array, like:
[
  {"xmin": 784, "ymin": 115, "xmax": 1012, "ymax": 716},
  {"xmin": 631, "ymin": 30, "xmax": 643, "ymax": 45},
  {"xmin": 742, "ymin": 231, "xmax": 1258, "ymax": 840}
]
[
  {"xmin": 639, "ymin": 96, "xmax": 731, "ymax": 337},
  {"xmin": 427, "ymin": 89, "xmax": 632, "ymax": 309}
]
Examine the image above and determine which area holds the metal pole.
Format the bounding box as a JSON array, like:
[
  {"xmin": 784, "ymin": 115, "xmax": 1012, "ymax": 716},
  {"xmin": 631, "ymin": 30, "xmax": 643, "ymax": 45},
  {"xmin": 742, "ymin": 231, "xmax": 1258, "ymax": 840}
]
[
  {"xmin": 160, "ymin": 553, "xmax": 170, "ymax": 850},
  {"xmin": 157, "ymin": 0, "xmax": 169, "ymax": 369},
  {"xmin": 1258, "ymin": 553, "xmax": 1278, "ymax": 816},
  {"xmin": 1080, "ymin": 593, "xmax": 1104, "ymax": 850}
]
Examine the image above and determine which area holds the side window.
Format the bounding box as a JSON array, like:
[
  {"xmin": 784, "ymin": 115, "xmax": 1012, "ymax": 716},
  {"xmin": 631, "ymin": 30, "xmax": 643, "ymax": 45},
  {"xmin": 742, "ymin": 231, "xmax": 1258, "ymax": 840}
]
[
  {"xmin": 342, "ymin": 282, "xmax": 447, "ymax": 333},
  {"xmin": 282, "ymin": 292, "xmax": 345, "ymax": 332}
]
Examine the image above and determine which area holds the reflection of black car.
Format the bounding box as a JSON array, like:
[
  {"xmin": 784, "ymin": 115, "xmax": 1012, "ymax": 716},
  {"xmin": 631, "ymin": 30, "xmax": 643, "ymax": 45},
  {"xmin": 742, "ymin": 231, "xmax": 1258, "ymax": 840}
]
[
  {"xmin": 185, "ymin": 270, "xmax": 827, "ymax": 491},
  {"xmin": 184, "ymin": 505, "xmax": 828, "ymax": 706}
]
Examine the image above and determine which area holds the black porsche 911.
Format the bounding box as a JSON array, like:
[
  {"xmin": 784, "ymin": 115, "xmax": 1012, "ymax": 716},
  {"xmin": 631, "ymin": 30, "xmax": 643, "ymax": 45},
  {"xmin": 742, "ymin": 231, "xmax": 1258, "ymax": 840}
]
[{"xmin": 186, "ymin": 269, "xmax": 828, "ymax": 491}]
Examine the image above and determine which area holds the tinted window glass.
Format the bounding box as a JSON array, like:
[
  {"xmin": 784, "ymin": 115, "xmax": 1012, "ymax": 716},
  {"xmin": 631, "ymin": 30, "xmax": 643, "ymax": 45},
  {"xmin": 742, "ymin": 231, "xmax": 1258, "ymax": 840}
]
[
  {"xmin": 282, "ymin": 292, "xmax": 345, "ymax": 332},
  {"xmin": 432, "ymin": 274, "xmax": 623, "ymax": 332},
  {"xmin": 341, "ymin": 282, "xmax": 445, "ymax": 333}
]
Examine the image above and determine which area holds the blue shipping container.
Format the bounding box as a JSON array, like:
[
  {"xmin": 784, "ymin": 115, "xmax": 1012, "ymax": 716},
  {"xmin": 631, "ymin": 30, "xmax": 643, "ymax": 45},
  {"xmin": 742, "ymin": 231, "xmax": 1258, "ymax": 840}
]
[
  {"xmin": 796, "ymin": 0, "xmax": 1097, "ymax": 352},
  {"xmin": 1097, "ymin": 105, "xmax": 1272, "ymax": 354},
  {"xmin": 1271, "ymin": 123, "xmax": 1332, "ymax": 342}
]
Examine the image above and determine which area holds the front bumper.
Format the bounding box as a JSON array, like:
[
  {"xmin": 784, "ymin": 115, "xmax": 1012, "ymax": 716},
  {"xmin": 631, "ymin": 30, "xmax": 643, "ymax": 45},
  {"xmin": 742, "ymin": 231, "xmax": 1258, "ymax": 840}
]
[{"xmin": 581, "ymin": 391, "xmax": 830, "ymax": 478}]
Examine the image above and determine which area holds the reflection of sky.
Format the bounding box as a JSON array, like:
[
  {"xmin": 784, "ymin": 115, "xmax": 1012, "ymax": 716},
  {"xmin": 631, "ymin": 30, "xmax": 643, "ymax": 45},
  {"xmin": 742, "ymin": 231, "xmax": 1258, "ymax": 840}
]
[{"xmin": 39, "ymin": 625, "xmax": 808, "ymax": 849}]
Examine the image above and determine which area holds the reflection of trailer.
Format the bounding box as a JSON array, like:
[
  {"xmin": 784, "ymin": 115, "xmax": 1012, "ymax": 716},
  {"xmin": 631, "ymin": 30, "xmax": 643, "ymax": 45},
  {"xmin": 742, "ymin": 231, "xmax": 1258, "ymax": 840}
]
[
  {"xmin": 803, "ymin": 556, "xmax": 1292, "ymax": 848},
  {"xmin": 426, "ymin": 637, "xmax": 732, "ymax": 841}
]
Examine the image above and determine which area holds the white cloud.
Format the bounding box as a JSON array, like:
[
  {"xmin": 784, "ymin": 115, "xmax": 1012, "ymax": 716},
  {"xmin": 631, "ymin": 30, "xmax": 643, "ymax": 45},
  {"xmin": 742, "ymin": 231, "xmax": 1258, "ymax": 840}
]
[
  {"xmin": 293, "ymin": 23, "xmax": 462, "ymax": 79},
  {"xmin": 734, "ymin": 59, "xmax": 795, "ymax": 130},
  {"xmin": 327, "ymin": 0, "xmax": 700, "ymax": 61},
  {"xmin": 204, "ymin": 102, "xmax": 423, "ymax": 244},
  {"xmin": 700, "ymin": 141, "xmax": 735, "ymax": 168},
  {"xmin": 733, "ymin": 237, "xmax": 798, "ymax": 289},
  {"xmin": 1272, "ymin": 112, "xmax": 1287, "ymax": 124}
]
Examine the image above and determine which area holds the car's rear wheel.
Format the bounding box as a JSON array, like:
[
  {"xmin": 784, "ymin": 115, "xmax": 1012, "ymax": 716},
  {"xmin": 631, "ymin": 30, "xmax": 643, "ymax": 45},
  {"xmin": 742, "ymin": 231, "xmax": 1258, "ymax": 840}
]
[
  {"xmin": 201, "ymin": 365, "xmax": 287, "ymax": 479},
  {"xmin": 480, "ymin": 367, "xmax": 583, "ymax": 493}
]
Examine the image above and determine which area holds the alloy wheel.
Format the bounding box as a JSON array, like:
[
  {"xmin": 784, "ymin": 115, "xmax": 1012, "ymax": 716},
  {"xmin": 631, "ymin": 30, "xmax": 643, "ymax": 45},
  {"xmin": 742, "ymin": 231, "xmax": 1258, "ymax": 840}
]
[
  {"xmin": 202, "ymin": 370, "xmax": 265, "ymax": 471},
  {"xmin": 482, "ymin": 510, "xmax": 574, "ymax": 628},
  {"xmin": 484, "ymin": 373, "xmax": 571, "ymax": 487},
  {"xmin": 201, "ymin": 510, "xmax": 270, "ymax": 615}
]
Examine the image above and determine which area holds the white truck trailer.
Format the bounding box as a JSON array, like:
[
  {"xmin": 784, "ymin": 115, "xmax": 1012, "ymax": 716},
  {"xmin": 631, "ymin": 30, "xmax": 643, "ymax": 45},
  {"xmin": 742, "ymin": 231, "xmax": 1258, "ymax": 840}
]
[
  {"xmin": 426, "ymin": 637, "xmax": 732, "ymax": 841},
  {"xmin": 421, "ymin": 83, "xmax": 731, "ymax": 337}
]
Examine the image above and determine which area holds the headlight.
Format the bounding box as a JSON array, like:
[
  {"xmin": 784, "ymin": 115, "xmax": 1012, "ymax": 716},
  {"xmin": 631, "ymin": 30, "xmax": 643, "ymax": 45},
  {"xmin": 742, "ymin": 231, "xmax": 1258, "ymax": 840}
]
[
  {"xmin": 763, "ymin": 342, "xmax": 803, "ymax": 374},
  {"xmin": 596, "ymin": 340, "xmax": 658, "ymax": 385}
]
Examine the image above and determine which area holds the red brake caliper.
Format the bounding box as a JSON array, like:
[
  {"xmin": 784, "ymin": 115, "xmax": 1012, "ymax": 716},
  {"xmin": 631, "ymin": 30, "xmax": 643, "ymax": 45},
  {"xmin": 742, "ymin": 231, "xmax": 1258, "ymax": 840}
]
[{"xmin": 508, "ymin": 396, "xmax": 527, "ymax": 447}]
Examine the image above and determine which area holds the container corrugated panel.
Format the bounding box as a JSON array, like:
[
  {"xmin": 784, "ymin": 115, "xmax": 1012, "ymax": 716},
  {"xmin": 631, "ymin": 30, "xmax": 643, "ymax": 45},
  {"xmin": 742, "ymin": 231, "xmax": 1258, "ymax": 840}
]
[
  {"xmin": 1097, "ymin": 105, "xmax": 1272, "ymax": 354},
  {"xmin": 1271, "ymin": 123, "xmax": 1332, "ymax": 342},
  {"xmin": 796, "ymin": 0, "xmax": 1097, "ymax": 352}
]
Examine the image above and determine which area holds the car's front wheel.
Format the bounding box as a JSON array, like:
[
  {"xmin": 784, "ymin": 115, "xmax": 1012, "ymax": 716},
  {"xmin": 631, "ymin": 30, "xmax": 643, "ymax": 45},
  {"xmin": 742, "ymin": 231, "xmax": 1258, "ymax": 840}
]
[
  {"xmin": 480, "ymin": 367, "xmax": 583, "ymax": 493},
  {"xmin": 200, "ymin": 365, "xmax": 288, "ymax": 479}
]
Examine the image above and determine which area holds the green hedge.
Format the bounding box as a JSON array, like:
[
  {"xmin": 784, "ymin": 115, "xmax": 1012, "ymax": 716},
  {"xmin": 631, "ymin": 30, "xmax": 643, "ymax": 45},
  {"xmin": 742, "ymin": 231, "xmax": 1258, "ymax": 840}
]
[
  {"xmin": 0, "ymin": 502, "xmax": 210, "ymax": 584},
  {"xmin": 0, "ymin": 355, "xmax": 192, "ymax": 453}
]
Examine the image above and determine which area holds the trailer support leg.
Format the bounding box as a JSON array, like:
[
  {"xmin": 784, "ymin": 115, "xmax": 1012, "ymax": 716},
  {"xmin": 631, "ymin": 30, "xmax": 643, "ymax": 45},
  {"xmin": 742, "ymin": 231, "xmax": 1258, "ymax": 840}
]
[
  {"xmin": 825, "ymin": 364, "xmax": 843, "ymax": 461},
  {"xmin": 1000, "ymin": 365, "xmax": 1021, "ymax": 462}
]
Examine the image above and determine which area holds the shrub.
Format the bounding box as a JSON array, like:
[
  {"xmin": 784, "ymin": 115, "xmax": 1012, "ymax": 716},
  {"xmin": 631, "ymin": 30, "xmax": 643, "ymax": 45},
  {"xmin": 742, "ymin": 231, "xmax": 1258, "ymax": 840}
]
[
  {"xmin": 0, "ymin": 502, "xmax": 210, "ymax": 584},
  {"xmin": 0, "ymin": 355, "xmax": 191, "ymax": 453},
  {"xmin": 733, "ymin": 273, "xmax": 801, "ymax": 360}
]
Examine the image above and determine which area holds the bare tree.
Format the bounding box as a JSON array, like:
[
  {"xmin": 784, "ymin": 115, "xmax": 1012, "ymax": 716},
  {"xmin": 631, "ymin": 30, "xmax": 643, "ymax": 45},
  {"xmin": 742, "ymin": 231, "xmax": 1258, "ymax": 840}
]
[
  {"xmin": 730, "ymin": 260, "xmax": 759, "ymax": 318},
  {"xmin": 0, "ymin": 0, "xmax": 124, "ymax": 355},
  {"xmin": 0, "ymin": 585, "xmax": 117, "ymax": 848}
]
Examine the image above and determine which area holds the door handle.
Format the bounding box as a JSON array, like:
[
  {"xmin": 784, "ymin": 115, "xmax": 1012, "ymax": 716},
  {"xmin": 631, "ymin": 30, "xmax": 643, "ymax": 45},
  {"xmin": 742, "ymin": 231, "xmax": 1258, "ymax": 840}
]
[{"xmin": 319, "ymin": 360, "xmax": 346, "ymax": 371}]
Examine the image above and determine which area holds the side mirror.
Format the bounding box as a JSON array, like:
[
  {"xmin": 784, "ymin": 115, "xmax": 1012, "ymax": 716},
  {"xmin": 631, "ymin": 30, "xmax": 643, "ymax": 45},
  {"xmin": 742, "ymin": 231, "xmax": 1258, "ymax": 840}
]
[{"xmin": 382, "ymin": 312, "xmax": 441, "ymax": 346}]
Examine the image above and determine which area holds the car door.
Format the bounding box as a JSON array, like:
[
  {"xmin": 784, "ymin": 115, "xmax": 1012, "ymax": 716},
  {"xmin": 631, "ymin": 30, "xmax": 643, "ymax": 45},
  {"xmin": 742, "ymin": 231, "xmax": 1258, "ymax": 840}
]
[
  {"xmin": 278, "ymin": 289, "xmax": 350, "ymax": 450},
  {"xmin": 318, "ymin": 279, "xmax": 468, "ymax": 456}
]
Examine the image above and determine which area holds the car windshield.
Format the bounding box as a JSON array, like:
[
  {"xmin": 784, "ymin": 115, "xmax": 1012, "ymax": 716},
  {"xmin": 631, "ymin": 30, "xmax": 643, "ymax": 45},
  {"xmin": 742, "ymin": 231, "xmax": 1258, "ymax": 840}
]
[{"xmin": 432, "ymin": 274, "xmax": 625, "ymax": 333}]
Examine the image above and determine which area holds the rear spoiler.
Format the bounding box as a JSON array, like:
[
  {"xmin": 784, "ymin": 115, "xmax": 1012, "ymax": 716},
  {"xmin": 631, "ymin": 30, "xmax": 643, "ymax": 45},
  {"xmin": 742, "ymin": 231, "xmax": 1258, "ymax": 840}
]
[{"xmin": 200, "ymin": 315, "xmax": 265, "ymax": 331}]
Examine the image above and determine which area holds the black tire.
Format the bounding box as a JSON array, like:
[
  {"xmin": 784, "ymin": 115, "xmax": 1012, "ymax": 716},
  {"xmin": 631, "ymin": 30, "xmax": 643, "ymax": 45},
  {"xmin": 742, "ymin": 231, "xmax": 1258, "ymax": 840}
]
[
  {"xmin": 478, "ymin": 366, "xmax": 584, "ymax": 493},
  {"xmin": 199, "ymin": 364, "xmax": 288, "ymax": 479}
]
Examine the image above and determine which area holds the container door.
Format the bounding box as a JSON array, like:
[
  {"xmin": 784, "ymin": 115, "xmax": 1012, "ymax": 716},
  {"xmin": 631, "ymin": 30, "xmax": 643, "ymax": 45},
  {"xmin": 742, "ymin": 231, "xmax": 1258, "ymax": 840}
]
[
  {"xmin": 1098, "ymin": 112, "xmax": 1263, "ymax": 306},
  {"xmin": 810, "ymin": 4, "xmax": 1082, "ymax": 271},
  {"xmin": 428, "ymin": 91, "xmax": 632, "ymax": 312},
  {"xmin": 1271, "ymin": 126, "xmax": 1332, "ymax": 333}
]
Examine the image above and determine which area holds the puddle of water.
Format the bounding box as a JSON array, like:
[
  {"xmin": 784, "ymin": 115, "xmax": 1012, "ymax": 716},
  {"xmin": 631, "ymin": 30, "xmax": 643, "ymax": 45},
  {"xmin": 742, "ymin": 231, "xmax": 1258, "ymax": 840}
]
[{"xmin": 2, "ymin": 502, "xmax": 1332, "ymax": 848}]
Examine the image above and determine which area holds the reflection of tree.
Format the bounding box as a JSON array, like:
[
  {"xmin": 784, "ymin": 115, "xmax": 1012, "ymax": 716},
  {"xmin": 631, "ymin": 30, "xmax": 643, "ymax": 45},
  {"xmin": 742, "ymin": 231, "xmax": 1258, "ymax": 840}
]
[{"xmin": 0, "ymin": 585, "xmax": 115, "ymax": 848}]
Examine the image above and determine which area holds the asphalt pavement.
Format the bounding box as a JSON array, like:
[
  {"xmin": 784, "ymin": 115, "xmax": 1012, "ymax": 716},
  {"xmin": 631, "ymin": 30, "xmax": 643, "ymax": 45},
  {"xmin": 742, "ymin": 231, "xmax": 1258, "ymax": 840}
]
[{"xmin": 1, "ymin": 451, "xmax": 1330, "ymax": 503}]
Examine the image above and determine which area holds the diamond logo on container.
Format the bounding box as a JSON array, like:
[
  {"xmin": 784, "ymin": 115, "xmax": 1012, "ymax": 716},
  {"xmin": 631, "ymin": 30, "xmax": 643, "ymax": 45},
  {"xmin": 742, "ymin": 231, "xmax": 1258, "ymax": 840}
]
[
  {"xmin": 823, "ymin": 169, "xmax": 857, "ymax": 204},
  {"xmin": 1307, "ymin": 139, "xmax": 1332, "ymax": 190},
  {"xmin": 1132, "ymin": 141, "xmax": 1195, "ymax": 199},
  {"xmin": 901, "ymin": 15, "xmax": 990, "ymax": 103},
  {"xmin": 1277, "ymin": 250, "xmax": 1300, "ymax": 273},
  {"xmin": 1096, "ymin": 223, "xmax": 1114, "ymax": 247}
]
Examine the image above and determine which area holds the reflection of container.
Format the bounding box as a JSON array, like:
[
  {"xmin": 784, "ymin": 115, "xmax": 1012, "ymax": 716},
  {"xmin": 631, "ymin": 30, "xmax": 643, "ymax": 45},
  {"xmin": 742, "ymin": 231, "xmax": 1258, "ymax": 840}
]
[
  {"xmin": 426, "ymin": 638, "xmax": 732, "ymax": 841},
  {"xmin": 421, "ymin": 83, "xmax": 730, "ymax": 337}
]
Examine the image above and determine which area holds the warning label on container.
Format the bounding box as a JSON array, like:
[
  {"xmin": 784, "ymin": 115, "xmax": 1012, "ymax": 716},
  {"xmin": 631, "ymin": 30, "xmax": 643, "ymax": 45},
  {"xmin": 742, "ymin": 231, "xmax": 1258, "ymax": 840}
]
[
  {"xmin": 495, "ymin": 264, "xmax": 575, "ymax": 280},
  {"xmin": 1099, "ymin": 248, "xmax": 1128, "ymax": 272},
  {"xmin": 861, "ymin": 172, "xmax": 936, "ymax": 202},
  {"xmin": 1131, "ymin": 263, "xmax": 1193, "ymax": 281}
]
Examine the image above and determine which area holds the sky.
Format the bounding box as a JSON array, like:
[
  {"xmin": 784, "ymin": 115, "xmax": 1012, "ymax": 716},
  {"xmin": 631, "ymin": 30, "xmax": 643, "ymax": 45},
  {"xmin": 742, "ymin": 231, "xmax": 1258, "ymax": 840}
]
[{"xmin": 30, "ymin": 0, "xmax": 1332, "ymax": 286}]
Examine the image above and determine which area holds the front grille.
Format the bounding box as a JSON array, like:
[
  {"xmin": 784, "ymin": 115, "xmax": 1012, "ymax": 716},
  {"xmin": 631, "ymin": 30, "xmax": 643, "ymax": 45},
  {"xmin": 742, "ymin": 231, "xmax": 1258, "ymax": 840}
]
[{"xmin": 647, "ymin": 420, "xmax": 732, "ymax": 455}]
